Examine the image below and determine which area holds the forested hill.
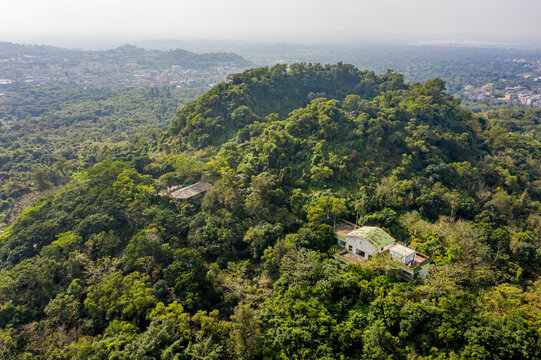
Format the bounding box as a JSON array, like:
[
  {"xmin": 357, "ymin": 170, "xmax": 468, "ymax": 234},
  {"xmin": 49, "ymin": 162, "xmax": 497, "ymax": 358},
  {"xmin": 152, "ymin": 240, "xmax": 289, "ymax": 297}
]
[
  {"xmin": 166, "ymin": 63, "xmax": 407, "ymax": 148},
  {"xmin": 0, "ymin": 64, "xmax": 540, "ymax": 359},
  {"xmin": 97, "ymin": 45, "xmax": 249, "ymax": 69}
]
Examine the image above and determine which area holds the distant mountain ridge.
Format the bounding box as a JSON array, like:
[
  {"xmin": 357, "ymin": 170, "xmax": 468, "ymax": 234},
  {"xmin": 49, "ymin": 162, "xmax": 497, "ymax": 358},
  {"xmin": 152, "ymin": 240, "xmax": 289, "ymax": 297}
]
[
  {"xmin": 95, "ymin": 44, "xmax": 250, "ymax": 68},
  {"xmin": 0, "ymin": 42, "xmax": 249, "ymax": 66}
]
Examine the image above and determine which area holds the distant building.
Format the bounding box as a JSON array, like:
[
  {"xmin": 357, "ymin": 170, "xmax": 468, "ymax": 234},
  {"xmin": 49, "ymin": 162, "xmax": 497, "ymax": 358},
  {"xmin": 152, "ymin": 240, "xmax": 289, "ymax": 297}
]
[
  {"xmin": 504, "ymin": 93, "xmax": 516, "ymax": 101},
  {"xmin": 167, "ymin": 182, "xmax": 212, "ymax": 203},
  {"xmin": 333, "ymin": 220, "xmax": 431, "ymax": 280}
]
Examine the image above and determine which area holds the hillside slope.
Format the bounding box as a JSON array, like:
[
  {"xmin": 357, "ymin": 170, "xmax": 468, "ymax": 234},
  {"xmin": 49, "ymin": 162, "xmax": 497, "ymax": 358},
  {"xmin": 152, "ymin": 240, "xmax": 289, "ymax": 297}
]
[{"xmin": 0, "ymin": 64, "xmax": 539, "ymax": 359}]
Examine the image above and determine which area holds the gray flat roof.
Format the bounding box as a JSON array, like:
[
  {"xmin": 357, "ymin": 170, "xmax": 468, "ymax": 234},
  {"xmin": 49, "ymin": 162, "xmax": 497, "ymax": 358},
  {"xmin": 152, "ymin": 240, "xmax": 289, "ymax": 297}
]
[
  {"xmin": 170, "ymin": 182, "xmax": 212, "ymax": 200},
  {"xmin": 389, "ymin": 244, "xmax": 416, "ymax": 257}
]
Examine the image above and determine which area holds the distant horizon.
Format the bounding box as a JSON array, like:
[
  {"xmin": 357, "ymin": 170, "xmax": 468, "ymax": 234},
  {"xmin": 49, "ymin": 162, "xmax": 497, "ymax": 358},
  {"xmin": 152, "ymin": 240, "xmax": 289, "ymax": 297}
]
[{"xmin": 2, "ymin": 34, "xmax": 541, "ymax": 52}]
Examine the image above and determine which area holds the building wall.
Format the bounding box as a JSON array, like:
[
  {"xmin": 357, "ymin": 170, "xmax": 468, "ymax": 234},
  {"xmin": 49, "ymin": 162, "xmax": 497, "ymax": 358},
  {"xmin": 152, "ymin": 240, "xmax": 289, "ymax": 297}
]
[
  {"xmin": 335, "ymin": 234, "xmax": 346, "ymax": 247},
  {"xmin": 418, "ymin": 266, "xmax": 429, "ymax": 280},
  {"xmin": 345, "ymin": 235, "xmax": 378, "ymax": 260},
  {"xmin": 405, "ymin": 253, "xmax": 415, "ymax": 266}
]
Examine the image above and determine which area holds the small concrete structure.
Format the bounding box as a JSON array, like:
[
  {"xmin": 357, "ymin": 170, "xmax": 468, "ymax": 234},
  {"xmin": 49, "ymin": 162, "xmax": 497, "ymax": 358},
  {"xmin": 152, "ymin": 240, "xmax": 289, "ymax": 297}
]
[
  {"xmin": 169, "ymin": 182, "xmax": 212, "ymax": 202},
  {"xmin": 389, "ymin": 243, "xmax": 416, "ymax": 267}
]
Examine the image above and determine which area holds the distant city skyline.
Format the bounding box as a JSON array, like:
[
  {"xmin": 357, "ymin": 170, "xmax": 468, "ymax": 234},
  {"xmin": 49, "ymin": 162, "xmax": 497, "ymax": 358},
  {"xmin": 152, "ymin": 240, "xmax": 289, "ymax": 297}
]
[{"xmin": 1, "ymin": 0, "xmax": 540, "ymax": 48}]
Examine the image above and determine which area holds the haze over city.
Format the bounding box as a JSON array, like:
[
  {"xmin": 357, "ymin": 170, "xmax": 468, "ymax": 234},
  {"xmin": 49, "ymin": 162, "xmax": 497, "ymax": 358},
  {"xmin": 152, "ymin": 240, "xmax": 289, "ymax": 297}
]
[{"xmin": 2, "ymin": 0, "xmax": 541, "ymax": 48}]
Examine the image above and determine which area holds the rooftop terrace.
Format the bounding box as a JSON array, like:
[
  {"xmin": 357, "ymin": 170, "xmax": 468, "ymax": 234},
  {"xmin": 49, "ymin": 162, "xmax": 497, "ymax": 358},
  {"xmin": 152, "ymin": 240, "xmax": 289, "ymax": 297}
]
[
  {"xmin": 334, "ymin": 220, "xmax": 359, "ymax": 239},
  {"xmin": 334, "ymin": 249, "xmax": 364, "ymax": 265}
]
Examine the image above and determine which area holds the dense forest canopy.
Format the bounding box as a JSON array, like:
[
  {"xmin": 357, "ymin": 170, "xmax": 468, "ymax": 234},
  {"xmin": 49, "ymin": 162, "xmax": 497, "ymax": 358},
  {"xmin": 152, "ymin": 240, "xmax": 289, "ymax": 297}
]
[
  {"xmin": 0, "ymin": 64, "xmax": 539, "ymax": 359},
  {"xmin": 0, "ymin": 86, "xmax": 204, "ymax": 232}
]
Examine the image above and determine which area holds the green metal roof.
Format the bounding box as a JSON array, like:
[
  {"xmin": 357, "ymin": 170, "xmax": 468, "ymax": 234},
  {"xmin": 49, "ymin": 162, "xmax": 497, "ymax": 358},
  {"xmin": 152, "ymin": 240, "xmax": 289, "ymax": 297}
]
[{"xmin": 348, "ymin": 226, "xmax": 396, "ymax": 250}]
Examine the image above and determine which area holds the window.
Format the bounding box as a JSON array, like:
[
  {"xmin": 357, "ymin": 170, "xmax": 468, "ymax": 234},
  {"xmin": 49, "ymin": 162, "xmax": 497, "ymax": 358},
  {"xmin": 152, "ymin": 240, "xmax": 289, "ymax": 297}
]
[
  {"xmin": 348, "ymin": 245, "xmax": 353, "ymax": 252},
  {"xmin": 356, "ymin": 249, "xmax": 365, "ymax": 258}
]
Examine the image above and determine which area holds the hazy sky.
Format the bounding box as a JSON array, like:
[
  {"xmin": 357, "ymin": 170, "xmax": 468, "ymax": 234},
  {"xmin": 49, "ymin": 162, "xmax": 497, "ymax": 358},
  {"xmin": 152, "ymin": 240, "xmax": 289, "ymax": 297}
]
[{"xmin": 2, "ymin": 0, "xmax": 540, "ymax": 44}]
